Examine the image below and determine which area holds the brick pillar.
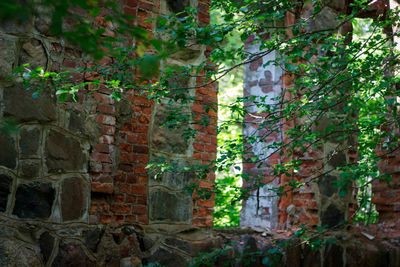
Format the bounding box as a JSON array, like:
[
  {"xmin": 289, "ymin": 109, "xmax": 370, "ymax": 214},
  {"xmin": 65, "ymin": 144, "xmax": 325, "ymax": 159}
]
[
  {"xmin": 240, "ymin": 32, "xmax": 283, "ymax": 229},
  {"xmin": 372, "ymin": 0, "xmax": 400, "ymax": 223}
]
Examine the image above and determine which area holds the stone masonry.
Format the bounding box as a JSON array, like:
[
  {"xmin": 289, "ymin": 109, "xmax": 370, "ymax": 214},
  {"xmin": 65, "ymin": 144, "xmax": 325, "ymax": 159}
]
[{"xmin": 0, "ymin": 0, "xmax": 218, "ymax": 266}]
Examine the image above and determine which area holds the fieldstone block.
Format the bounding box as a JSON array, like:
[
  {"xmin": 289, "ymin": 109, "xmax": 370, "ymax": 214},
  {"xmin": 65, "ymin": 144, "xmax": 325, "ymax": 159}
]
[
  {"xmin": 323, "ymin": 243, "xmax": 343, "ymax": 267},
  {"xmin": 164, "ymin": 237, "xmax": 217, "ymax": 256},
  {"xmin": 19, "ymin": 127, "xmax": 40, "ymax": 157},
  {"xmin": 284, "ymin": 241, "xmax": 302, "ymax": 267},
  {"xmin": 3, "ymin": 84, "xmax": 57, "ymax": 122},
  {"xmin": 0, "ymin": 132, "xmax": 17, "ymax": 170},
  {"xmin": 345, "ymin": 241, "xmax": 390, "ymax": 267},
  {"xmin": 151, "ymin": 105, "xmax": 190, "ymax": 155},
  {"xmin": 34, "ymin": 7, "xmax": 53, "ymax": 35},
  {"xmin": 12, "ymin": 182, "xmax": 55, "ymax": 219},
  {"xmin": 327, "ymin": 152, "xmax": 346, "ymax": 168},
  {"xmin": 136, "ymin": 234, "xmax": 154, "ymax": 252},
  {"xmin": 0, "ymin": 174, "xmax": 12, "ymax": 212},
  {"xmin": 45, "ymin": 130, "xmax": 86, "ymax": 173},
  {"xmin": 19, "ymin": 160, "xmax": 40, "ymax": 178},
  {"xmin": 68, "ymin": 111, "xmax": 85, "ymax": 134},
  {"xmin": 0, "ymin": 19, "xmax": 32, "ymax": 34},
  {"xmin": 0, "ymin": 239, "xmax": 42, "ymax": 267},
  {"xmin": 167, "ymin": 0, "xmax": 190, "ymax": 14},
  {"xmin": 0, "ymin": 37, "xmax": 17, "ymax": 79},
  {"xmin": 61, "ymin": 177, "xmax": 88, "ymax": 221},
  {"xmin": 302, "ymin": 244, "xmax": 321, "ymax": 267},
  {"xmin": 304, "ymin": 6, "xmax": 338, "ymax": 33},
  {"xmin": 320, "ymin": 204, "xmax": 344, "ymax": 228},
  {"xmin": 318, "ymin": 175, "xmax": 337, "ymax": 197},
  {"xmin": 149, "ymin": 160, "xmax": 195, "ymax": 190},
  {"xmin": 164, "ymin": 238, "xmax": 190, "ymax": 254},
  {"xmin": 149, "ymin": 189, "xmax": 191, "ymax": 222},
  {"xmin": 20, "ymin": 39, "xmax": 48, "ymax": 69},
  {"xmin": 142, "ymin": 247, "xmax": 186, "ymax": 267},
  {"xmin": 83, "ymin": 227, "xmax": 104, "ymax": 253},
  {"xmin": 51, "ymin": 243, "xmax": 95, "ymax": 267},
  {"xmin": 39, "ymin": 232, "xmax": 55, "ymax": 265}
]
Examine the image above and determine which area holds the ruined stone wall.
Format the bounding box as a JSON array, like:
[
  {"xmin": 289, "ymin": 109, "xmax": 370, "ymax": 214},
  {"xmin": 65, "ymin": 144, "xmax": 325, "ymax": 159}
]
[
  {"xmin": 241, "ymin": 0, "xmax": 400, "ymax": 230},
  {"xmin": 0, "ymin": 0, "xmax": 218, "ymax": 266}
]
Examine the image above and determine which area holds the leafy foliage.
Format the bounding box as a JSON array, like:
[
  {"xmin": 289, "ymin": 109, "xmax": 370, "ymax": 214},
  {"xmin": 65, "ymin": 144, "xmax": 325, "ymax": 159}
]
[{"xmin": 4, "ymin": 0, "xmax": 400, "ymax": 233}]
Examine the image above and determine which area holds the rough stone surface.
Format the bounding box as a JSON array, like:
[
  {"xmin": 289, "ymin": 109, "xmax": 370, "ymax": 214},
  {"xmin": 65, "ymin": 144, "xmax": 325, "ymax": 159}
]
[
  {"xmin": 149, "ymin": 189, "xmax": 191, "ymax": 222},
  {"xmin": 61, "ymin": 177, "xmax": 88, "ymax": 221},
  {"xmin": 83, "ymin": 227, "xmax": 104, "ymax": 252},
  {"xmin": 323, "ymin": 243, "xmax": 343, "ymax": 267},
  {"xmin": 149, "ymin": 162, "xmax": 195, "ymax": 190},
  {"xmin": 302, "ymin": 245, "xmax": 322, "ymax": 267},
  {"xmin": 327, "ymin": 152, "xmax": 346, "ymax": 168},
  {"xmin": 0, "ymin": 239, "xmax": 42, "ymax": 267},
  {"xmin": 0, "ymin": 174, "xmax": 11, "ymax": 212},
  {"xmin": 34, "ymin": 10, "xmax": 53, "ymax": 35},
  {"xmin": 151, "ymin": 105, "xmax": 190, "ymax": 155},
  {"xmin": 346, "ymin": 241, "xmax": 390, "ymax": 267},
  {"xmin": 39, "ymin": 232, "xmax": 55, "ymax": 264},
  {"xmin": 19, "ymin": 160, "xmax": 40, "ymax": 178},
  {"xmin": 318, "ymin": 175, "xmax": 337, "ymax": 197},
  {"xmin": 320, "ymin": 204, "xmax": 344, "ymax": 228},
  {"xmin": 164, "ymin": 237, "xmax": 191, "ymax": 254},
  {"xmin": 19, "ymin": 127, "xmax": 40, "ymax": 157},
  {"xmin": 166, "ymin": 0, "xmax": 190, "ymax": 14},
  {"xmin": 13, "ymin": 182, "xmax": 55, "ymax": 219},
  {"xmin": 68, "ymin": 111, "xmax": 85, "ymax": 134},
  {"xmin": 0, "ymin": 132, "xmax": 17, "ymax": 170},
  {"xmin": 136, "ymin": 233, "xmax": 155, "ymax": 252},
  {"xmin": 304, "ymin": 6, "xmax": 339, "ymax": 32},
  {"xmin": 19, "ymin": 39, "xmax": 48, "ymax": 69},
  {"xmin": 3, "ymin": 84, "xmax": 57, "ymax": 122},
  {"xmin": 142, "ymin": 247, "xmax": 186, "ymax": 267},
  {"xmin": 0, "ymin": 37, "xmax": 17, "ymax": 79},
  {"xmin": 45, "ymin": 130, "xmax": 86, "ymax": 173},
  {"xmin": 51, "ymin": 243, "xmax": 95, "ymax": 267}
]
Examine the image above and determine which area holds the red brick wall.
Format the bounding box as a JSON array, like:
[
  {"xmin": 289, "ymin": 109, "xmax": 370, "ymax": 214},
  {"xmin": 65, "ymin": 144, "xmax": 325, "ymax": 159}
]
[{"xmin": 89, "ymin": 0, "xmax": 217, "ymax": 226}]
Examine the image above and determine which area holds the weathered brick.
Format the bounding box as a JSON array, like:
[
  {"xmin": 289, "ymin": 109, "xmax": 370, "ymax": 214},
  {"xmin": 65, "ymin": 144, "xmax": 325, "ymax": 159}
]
[
  {"xmin": 91, "ymin": 152, "xmax": 112, "ymax": 163},
  {"xmin": 92, "ymin": 92, "xmax": 114, "ymax": 104},
  {"xmin": 138, "ymin": 215, "xmax": 148, "ymax": 224},
  {"xmin": 134, "ymin": 165, "xmax": 147, "ymax": 174},
  {"xmin": 131, "ymin": 185, "xmax": 146, "ymax": 195},
  {"xmin": 118, "ymin": 184, "xmax": 130, "ymax": 194},
  {"xmin": 113, "ymin": 194, "xmax": 125, "ymax": 203},
  {"xmin": 197, "ymin": 199, "xmax": 214, "ymax": 208},
  {"xmin": 126, "ymin": 174, "xmax": 137, "ymax": 183},
  {"xmin": 133, "ymin": 145, "xmax": 149, "ymax": 154},
  {"xmin": 119, "ymin": 163, "xmax": 133, "ymax": 172},
  {"xmin": 100, "ymin": 215, "xmax": 112, "ymax": 223},
  {"xmin": 96, "ymin": 114, "xmax": 116, "ymax": 125},
  {"xmin": 110, "ymin": 204, "xmax": 131, "ymax": 214},
  {"xmin": 193, "ymin": 143, "xmax": 204, "ymax": 152},
  {"xmin": 114, "ymin": 174, "xmax": 127, "ymax": 183},
  {"xmin": 98, "ymin": 104, "xmax": 115, "ymax": 114},
  {"xmin": 137, "ymin": 196, "xmax": 146, "ymax": 205},
  {"xmin": 91, "ymin": 182, "xmax": 113, "ymax": 194},
  {"xmin": 133, "ymin": 205, "xmax": 147, "ymax": 215},
  {"xmin": 98, "ymin": 135, "xmax": 115, "ymax": 144},
  {"xmin": 126, "ymin": 195, "xmax": 136, "ymax": 203}
]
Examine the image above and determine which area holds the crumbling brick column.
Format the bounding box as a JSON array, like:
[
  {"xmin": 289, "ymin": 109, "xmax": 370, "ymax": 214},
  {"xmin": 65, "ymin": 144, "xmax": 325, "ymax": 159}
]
[
  {"xmin": 241, "ymin": 0, "xmax": 355, "ymax": 229},
  {"xmin": 240, "ymin": 32, "xmax": 283, "ymax": 229},
  {"xmin": 372, "ymin": 0, "xmax": 400, "ymax": 223}
]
